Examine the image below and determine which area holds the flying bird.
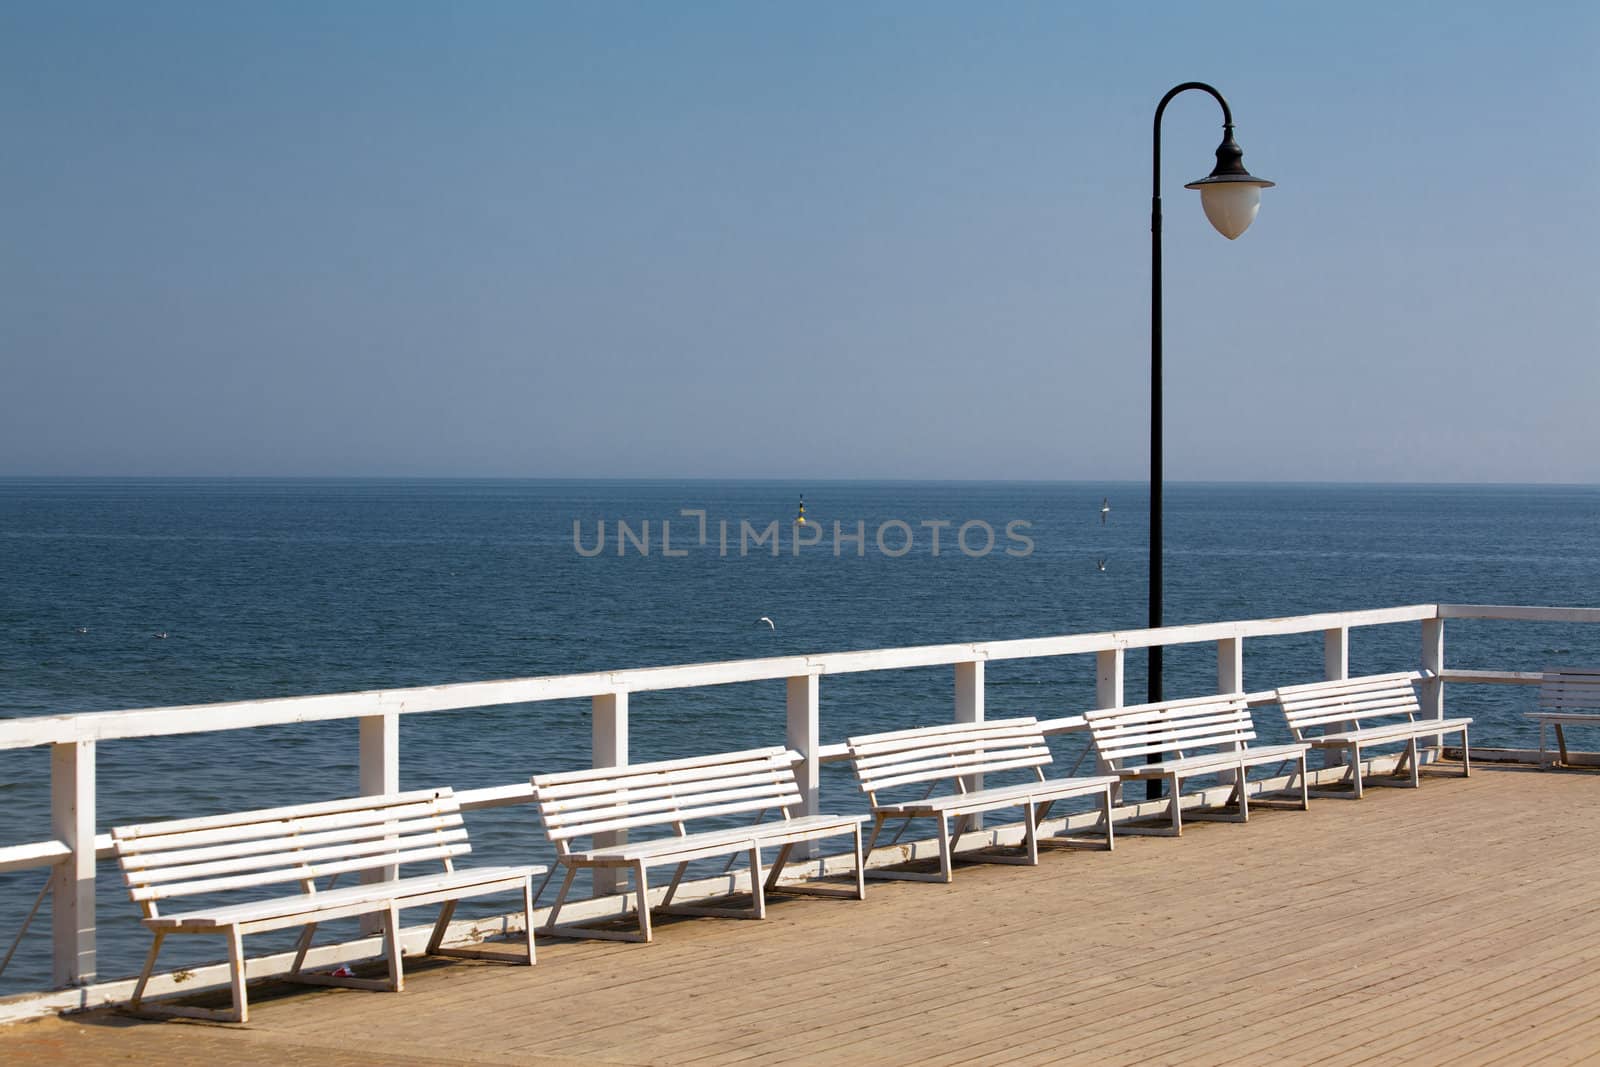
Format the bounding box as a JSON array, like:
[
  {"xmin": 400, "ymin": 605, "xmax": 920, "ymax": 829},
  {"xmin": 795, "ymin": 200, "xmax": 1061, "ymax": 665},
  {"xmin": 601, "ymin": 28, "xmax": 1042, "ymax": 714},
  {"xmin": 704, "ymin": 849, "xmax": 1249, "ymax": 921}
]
[
  {"xmin": 1097, "ymin": 558, "xmax": 1107, "ymax": 572},
  {"xmin": 758, "ymin": 616, "xmax": 776, "ymax": 630},
  {"xmin": 1100, "ymin": 498, "xmax": 1111, "ymax": 525}
]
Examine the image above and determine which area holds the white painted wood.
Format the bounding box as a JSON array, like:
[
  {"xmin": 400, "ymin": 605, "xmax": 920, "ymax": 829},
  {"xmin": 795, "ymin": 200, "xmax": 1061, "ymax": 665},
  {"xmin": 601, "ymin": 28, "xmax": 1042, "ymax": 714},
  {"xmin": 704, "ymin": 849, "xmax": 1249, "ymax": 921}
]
[
  {"xmin": 113, "ymin": 788, "xmax": 540, "ymax": 1022},
  {"xmin": 955, "ymin": 661, "xmax": 985, "ymax": 816},
  {"xmin": 787, "ymin": 673, "xmax": 821, "ymax": 858},
  {"xmin": 1419, "ymin": 618, "xmax": 1446, "ymax": 760},
  {"xmin": 1324, "ymin": 627, "xmax": 1349, "ymax": 681},
  {"xmin": 847, "ymin": 717, "xmax": 1117, "ymax": 881},
  {"xmin": 358, "ymin": 710, "xmax": 402, "ymax": 932},
  {"xmin": 1096, "ymin": 647, "xmax": 1125, "ymax": 710},
  {"xmin": 1527, "ymin": 669, "xmax": 1600, "ymax": 766},
  {"xmin": 530, "ymin": 747, "xmax": 866, "ymax": 942},
  {"xmin": 1274, "ymin": 673, "xmax": 1470, "ymax": 795},
  {"xmin": 1083, "ymin": 695, "xmax": 1310, "ymax": 835},
  {"xmin": 590, "ymin": 690, "xmax": 628, "ymax": 895},
  {"xmin": 51, "ymin": 740, "xmax": 96, "ymax": 987}
]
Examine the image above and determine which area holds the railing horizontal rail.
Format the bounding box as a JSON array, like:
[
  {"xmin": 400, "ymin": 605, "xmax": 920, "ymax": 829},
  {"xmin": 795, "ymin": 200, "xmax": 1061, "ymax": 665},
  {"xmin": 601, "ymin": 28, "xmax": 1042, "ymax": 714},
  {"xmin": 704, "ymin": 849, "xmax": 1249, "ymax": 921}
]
[{"xmin": 0, "ymin": 604, "xmax": 1441, "ymax": 752}]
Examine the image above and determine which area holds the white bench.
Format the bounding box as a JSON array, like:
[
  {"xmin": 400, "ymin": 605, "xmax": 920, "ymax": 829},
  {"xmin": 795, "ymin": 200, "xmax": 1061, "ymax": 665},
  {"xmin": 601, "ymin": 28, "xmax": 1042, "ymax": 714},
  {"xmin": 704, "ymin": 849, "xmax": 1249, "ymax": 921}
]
[
  {"xmin": 1274, "ymin": 672, "xmax": 1472, "ymax": 796},
  {"xmin": 1528, "ymin": 668, "xmax": 1600, "ymax": 767},
  {"xmin": 1084, "ymin": 693, "xmax": 1309, "ymax": 836},
  {"xmin": 846, "ymin": 717, "xmax": 1118, "ymax": 883},
  {"xmin": 114, "ymin": 787, "xmax": 540, "ymax": 1024},
  {"xmin": 531, "ymin": 746, "xmax": 866, "ymax": 943}
]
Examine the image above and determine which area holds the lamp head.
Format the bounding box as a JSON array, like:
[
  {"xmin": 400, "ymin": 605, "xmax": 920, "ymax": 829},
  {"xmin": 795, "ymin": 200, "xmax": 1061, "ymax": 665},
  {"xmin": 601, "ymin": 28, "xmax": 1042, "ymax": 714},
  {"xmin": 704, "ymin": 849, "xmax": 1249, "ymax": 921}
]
[{"xmin": 1184, "ymin": 125, "xmax": 1274, "ymax": 240}]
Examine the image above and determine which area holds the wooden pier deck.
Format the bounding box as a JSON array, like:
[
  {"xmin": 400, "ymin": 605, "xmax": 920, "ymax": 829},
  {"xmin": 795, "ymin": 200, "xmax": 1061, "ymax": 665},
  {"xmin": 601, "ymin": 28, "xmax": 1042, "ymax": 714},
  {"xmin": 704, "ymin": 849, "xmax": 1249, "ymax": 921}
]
[{"xmin": 4, "ymin": 762, "xmax": 1599, "ymax": 1065}]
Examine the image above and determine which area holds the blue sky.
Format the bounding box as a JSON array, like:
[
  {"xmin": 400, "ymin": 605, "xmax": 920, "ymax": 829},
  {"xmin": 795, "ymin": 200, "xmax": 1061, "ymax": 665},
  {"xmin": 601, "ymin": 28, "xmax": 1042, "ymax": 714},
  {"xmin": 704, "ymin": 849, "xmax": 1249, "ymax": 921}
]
[{"xmin": 1, "ymin": 2, "xmax": 1595, "ymax": 481}]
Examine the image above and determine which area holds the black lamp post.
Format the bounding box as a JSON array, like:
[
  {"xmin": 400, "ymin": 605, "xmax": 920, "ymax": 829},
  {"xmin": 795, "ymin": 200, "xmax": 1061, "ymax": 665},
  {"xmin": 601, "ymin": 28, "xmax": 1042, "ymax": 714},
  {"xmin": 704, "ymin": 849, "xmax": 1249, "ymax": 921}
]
[{"xmin": 1147, "ymin": 83, "xmax": 1273, "ymax": 798}]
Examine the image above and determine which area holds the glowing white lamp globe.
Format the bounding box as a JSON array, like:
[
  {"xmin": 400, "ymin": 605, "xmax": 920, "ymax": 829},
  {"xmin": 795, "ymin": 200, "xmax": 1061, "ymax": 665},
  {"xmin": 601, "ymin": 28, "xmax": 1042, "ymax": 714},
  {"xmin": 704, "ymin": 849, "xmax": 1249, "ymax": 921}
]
[{"xmin": 1184, "ymin": 128, "xmax": 1273, "ymax": 240}]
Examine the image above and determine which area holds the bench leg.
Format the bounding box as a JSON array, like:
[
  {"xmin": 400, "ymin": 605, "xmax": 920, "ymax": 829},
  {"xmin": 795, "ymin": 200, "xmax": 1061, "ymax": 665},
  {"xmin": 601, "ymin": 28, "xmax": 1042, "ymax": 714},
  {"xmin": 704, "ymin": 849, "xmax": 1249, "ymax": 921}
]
[
  {"xmin": 1022, "ymin": 802, "xmax": 1039, "ymax": 866},
  {"xmin": 661, "ymin": 861, "xmax": 690, "ymax": 908},
  {"xmin": 853, "ymin": 822, "xmax": 867, "ymax": 898},
  {"xmin": 749, "ymin": 846, "xmax": 767, "ymax": 920},
  {"xmin": 1169, "ymin": 775, "xmax": 1183, "ymax": 836},
  {"xmin": 1407, "ymin": 738, "xmax": 1421, "ymax": 788},
  {"xmin": 1236, "ymin": 764, "xmax": 1250, "ymax": 822},
  {"xmin": 633, "ymin": 861, "xmax": 653, "ymax": 943},
  {"xmin": 541, "ymin": 865, "xmax": 578, "ymax": 933},
  {"xmin": 1462, "ymin": 728, "xmax": 1471, "ymax": 778},
  {"xmin": 227, "ymin": 926, "xmax": 249, "ymax": 1024},
  {"xmin": 130, "ymin": 931, "xmax": 166, "ymax": 1014},
  {"xmin": 1557, "ymin": 723, "xmax": 1570, "ymax": 767},
  {"xmin": 763, "ymin": 843, "xmax": 794, "ymax": 894},
  {"xmin": 863, "ymin": 812, "xmax": 888, "ymax": 857},
  {"xmin": 381, "ymin": 904, "xmax": 404, "ymax": 993},
  {"xmin": 936, "ymin": 814, "xmax": 955, "ymax": 883},
  {"xmin": 1540, "ymin": 721, "xmax": 1549, "ymax": 767},
  {"xmin": 426, "ymin": 901, "xmax": 457, "ymax": 956},
  {"xmin": 1103, "ymin": 784, "xmax": 1116, "ymax": 851},
  {"xmin": 1299, "ymin": 754, "xmax": 1311, "ymax": 810},
  {"xmin": 523, "ymin": 875, "xmax": 537, "ymax": 965},
  {"xmin": 1351, "ymin": 745, "xmax": 1364, "ymax": 799}
]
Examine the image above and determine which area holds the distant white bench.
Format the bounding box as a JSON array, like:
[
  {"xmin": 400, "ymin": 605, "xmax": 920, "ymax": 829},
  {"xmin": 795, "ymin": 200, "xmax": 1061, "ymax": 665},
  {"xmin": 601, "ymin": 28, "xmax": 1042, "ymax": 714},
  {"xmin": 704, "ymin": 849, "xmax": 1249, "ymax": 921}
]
[
  {"xmin": 531, "ymin": 746, "xmax": 866, "ymax": 943},
  {"xmin": 1085, "ymin": 693, "xmax": 1309, "ymax": 836},
  {"xmin": 1274, "ymin": 672, "xmax": 1471, "ymax": 796},
  {"xmin": 114, "ymin": 788, "xmax": 540, "ymax": 1024},
  {"xmin": 846, "ymin": 717, "xmax": 1118, "ymax": 883},
  {"xmin": 1528, "ymin": 668, "xmax": 1600, "ymax": 767}
]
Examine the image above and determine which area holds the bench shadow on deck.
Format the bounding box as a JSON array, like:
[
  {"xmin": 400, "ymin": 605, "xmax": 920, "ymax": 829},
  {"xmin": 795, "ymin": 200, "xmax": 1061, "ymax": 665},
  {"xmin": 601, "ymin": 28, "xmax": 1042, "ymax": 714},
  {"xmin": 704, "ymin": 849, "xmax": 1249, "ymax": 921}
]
[{"xmin": 5, "ymin": 762, "xmax": 1600, "ymax": 1066}]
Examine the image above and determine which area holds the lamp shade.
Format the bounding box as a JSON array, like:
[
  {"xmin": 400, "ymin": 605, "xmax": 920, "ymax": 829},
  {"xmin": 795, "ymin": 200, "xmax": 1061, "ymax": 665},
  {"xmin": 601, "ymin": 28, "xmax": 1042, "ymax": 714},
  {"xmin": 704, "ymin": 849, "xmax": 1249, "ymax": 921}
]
[
  {"xmin": 1197, "ymin": 181, "xmax": 1264, "ymax": 240},
  {"xmin": 1184, "ymin": 126, "xmax": 1273, "ymax": 240}
]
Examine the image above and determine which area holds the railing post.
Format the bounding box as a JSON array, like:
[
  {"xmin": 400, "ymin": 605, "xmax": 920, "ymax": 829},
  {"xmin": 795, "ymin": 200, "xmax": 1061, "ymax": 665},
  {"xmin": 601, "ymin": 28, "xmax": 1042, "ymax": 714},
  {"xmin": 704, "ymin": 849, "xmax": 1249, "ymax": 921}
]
[
  {"xmin": 358, "ymin": 708, "xmax": 401, "ymax": 931},
  {"xmin": 1217, "ymin": 638, "xmax": 1244, "ymax": 783},
  {"xmin": 592, "ymin": 691, "xmax": 629, "ymax": 895},
  {"xmin": 50, "ymin": 739, "xmax": 95, "ymax": 987},
  {"xmin": 1420, "ymin": 616, "xmax": 1445, "ymax": 764},
  {"xmin": 1096, "ymin": 647, "xmax": 1125, "ymax": 711},
  {"xmin": 955, "ymin": 661, "xmax": 984, "ymax": 823},
  {"xmin": 786, "ymin": 673, "xmax": 821, "ymax": 858},
  {"xmin": 1323, "ymin": 626, "xmax": 1350, "ymax": 766},
  {"xmin": 1095, "ymin": 648, "xmax": 1125, "ymax": 792},
  {"xmin": 1324, "ymin": 627, "xmax": 1349, "ymax": 681}
]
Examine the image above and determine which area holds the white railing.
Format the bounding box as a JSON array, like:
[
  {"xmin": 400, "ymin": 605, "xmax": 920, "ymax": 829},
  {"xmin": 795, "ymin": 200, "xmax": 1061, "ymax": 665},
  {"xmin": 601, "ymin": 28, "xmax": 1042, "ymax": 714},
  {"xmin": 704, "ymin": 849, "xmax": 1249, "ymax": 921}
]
[{"xmin": 1, "ymin": 601, "xmax": 1596, "ymax": 1003}]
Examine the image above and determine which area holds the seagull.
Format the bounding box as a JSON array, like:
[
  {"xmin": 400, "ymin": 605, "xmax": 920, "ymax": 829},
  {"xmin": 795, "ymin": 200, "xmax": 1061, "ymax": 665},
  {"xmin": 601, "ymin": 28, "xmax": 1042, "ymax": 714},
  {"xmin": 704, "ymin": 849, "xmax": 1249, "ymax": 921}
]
[
  {"xmin": 758, "ymin": 616, "xmax": 776, "ymax": 630},
  {"xmin": 153, "ymin": 632, "xmax": 169, "ymax": 639},
  {"xmin": 1100, "ymin": 498, "xmax": 1111, "ymax": 525},
  {"xmin": 74, "ymin": 627, "xmax": 89, "ymax": 634},
  {"xmin": 1097, "ymin": 558, "xmax": 1107, "ymax": 572}
]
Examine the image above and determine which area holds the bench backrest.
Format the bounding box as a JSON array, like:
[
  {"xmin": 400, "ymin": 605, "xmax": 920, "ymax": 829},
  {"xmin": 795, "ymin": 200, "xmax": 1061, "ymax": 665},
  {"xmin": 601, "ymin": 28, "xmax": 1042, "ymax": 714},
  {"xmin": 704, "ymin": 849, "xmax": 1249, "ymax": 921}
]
[
  {"xmin": 531, "ymin": 746, "xmax": 802, "ymax": 856},
  {"xmin": 1274, "ymin": 672, "xmax": 1422, "ymax": 738},
  {"xmin": 1540, "ymin": 669, "xmax": 1600, "ymax": 713},
  {"xmin": 847, "ymin": 718, "xmax": 1052, "ymax": 801},
  {"xmin": 1083, "ymin": 694, "xmax": 1255, "ymax": 770},
  {"xmin": 113, "ymin": 788, "xmax": 468, "ymax": 918}
]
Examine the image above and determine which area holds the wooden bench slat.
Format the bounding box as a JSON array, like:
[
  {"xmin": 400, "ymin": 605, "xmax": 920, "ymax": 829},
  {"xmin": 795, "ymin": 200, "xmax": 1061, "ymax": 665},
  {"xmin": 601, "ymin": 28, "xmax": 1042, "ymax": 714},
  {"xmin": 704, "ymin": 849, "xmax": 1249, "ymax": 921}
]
[
  {"xmin": 543, "ymin": 793, "xmax": 801, "ymax": 841},
  {"xmin": 532, "ymin": 754, "xmax": 793, "ymax": 800},
  {"xmin": 129, "ymin": 842, "xmax": 473, "ymax": 902},
  {"xmin": 531, "ymin": 747, "xmax": 792, "ymax": 793},
  {"xmin": 129, "ymin": 828, "xmax": 472, "ymax": 886},
  {"xmin": 120, "ymin": 814, "xmax": 465, "ymax": 870},
  {"xmin": 114, "ymin": 789, "xmax": 456, "ymax": 842},
  {"xmin": 849, "ymin": 731, "xmax": 1049, "ymax": 770},
  {"xmin": 540, "ymin": 781, "xmax": 801, "ymax": 829},
  {"xmin": 859, "ymin": 752, "xmax": 1054, "ymax": 794},
  {"xmin": 115, "ymin": 799, "xmax": 461, "ymax": 855},
  {"xmin": 535, "ymin": 769, "xmax": 792, "ymax": 815},
  {"xmin": 845, "ymin": 720, "xmax": 1044, "ymax": 757}
]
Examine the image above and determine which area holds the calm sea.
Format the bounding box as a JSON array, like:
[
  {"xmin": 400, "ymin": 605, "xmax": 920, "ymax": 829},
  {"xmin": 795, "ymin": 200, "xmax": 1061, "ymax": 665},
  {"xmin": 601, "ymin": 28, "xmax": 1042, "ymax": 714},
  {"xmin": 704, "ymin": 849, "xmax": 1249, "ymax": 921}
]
[{"xmin": 2, "ymin": 478, "xmax": 1597, "ymax": 993}]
